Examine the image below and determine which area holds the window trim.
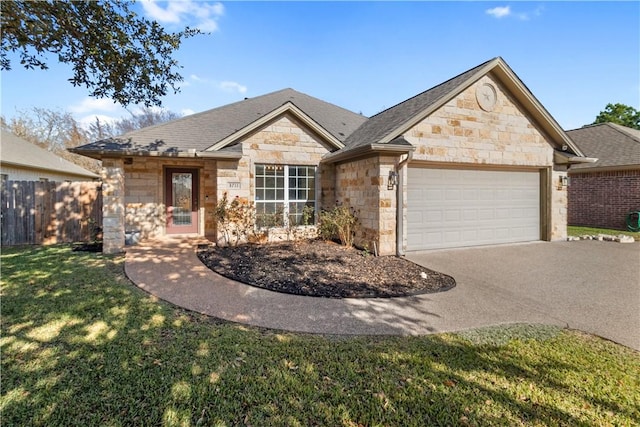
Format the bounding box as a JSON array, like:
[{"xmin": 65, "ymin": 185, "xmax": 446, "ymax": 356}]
[{"xmin": 254, "ymin": 164, "xmax": 317, "ymax": 228}]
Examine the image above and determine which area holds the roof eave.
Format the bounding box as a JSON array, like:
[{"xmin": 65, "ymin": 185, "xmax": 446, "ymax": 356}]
[
  {"xmin": 377, "ymin": 58, "xmax": 502, "ymax": 145},
  {"xmin": 322, "ymin": 143, "xmax": 415, "ymax": 164},
  {"xmin": 69, "ymin": 148, "xmax": 243, "ymax": 161},
  {"xmin": 568, "ymin": 164, "xmax": 640, "ymax": 173},
  {"xmin": 554, "ymin": 150, "xmax": 598, "ymax": 165},
  {"xmin": 491, "ymin": 62, "xmax": 585, "ymax": 157},
  {"xmin": 377, "ymin": 58, "xmax": 586, "ymax": 158},
  {"xmin": 0, "ymin": 160, "xmax": 99, "ymax": 179},
  {"xmin": 206, "ymin": 102, "xmax": 345, "ymax": 152}
]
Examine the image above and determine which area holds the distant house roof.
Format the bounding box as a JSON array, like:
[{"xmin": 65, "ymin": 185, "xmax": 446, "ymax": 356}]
[
  {"xmin": 0, "ymin": 130, "xmax": 99, "ymax": 179},
  {"xmin": 73, "ymin": 88, "xmax": 368, "ymax": 159},
  {"xmin": 327, "ymin": 56, "xmax": 583, "ymax": 163},
  {"xmin": 566, "ymin": 123, "xmax": 640, "ymax": 172}
]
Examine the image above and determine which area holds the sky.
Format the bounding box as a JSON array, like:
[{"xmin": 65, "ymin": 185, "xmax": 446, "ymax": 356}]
[{"xmin": 1, "ymin": 1, "xmax": 639, "ymax": 132}]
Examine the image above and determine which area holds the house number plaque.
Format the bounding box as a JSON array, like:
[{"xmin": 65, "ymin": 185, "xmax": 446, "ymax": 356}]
[{"xmin": 228, "ymin": 182, "xmax": 241, "ymax": 189}]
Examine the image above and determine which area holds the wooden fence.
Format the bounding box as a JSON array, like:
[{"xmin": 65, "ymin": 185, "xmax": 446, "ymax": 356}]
[{"xmin": 1, "ymin": 181, "xmax": 103, "ymax": 246}]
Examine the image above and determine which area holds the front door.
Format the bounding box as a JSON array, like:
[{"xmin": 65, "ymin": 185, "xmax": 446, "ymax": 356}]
[{"xmin": 166, "ymin": 168, "xmax": 199, "ymax": 234}]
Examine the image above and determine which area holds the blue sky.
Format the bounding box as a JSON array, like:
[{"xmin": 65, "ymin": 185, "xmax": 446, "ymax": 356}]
[{"xmin": 1, "ymin": 1, "xmax": 638, "ymax": 132}]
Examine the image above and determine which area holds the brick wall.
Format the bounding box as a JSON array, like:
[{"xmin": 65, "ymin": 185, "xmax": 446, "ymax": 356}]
[{"xmin": 568, "ymin": 169, "xmax": 640, "ymax": 230}]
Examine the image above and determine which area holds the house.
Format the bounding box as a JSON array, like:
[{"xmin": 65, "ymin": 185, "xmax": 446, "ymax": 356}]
[
  {"xmin": 73, "ymin": 57, "xmax": 590, "ymax": 254},
  {"xmin": 1, "ymin": 130, "xmax": 99, "ymax": 182},
  {"xmin": 566, "ymin": 123, "xmax": 640, "ymax": 230}
]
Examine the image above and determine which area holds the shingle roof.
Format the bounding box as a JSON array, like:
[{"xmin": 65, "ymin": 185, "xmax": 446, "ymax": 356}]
[
  {"xmin": 74, "ymin": 89, "xmax": 367, "ymax": 156},
  {"xmin": 342, "ymin": 58, "xmax": 497, "ymax": 151},
  {"xmin": 566, "ymin": 123, "xmax": 640, "ymax": 171},
  {"xmin": 0, "ymin": 130, "xmax": 99, "ymax": 179}
]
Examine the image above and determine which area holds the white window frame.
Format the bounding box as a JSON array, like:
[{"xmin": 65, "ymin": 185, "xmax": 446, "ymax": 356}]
[{"xmin": 254, "ymin": 164, "xmax": 316, "ymax": 228}]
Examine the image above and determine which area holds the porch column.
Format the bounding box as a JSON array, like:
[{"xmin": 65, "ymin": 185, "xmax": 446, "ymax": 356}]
[{"xmin": 101, "ymin": 158, "xmax": 125, "ymax": 254}]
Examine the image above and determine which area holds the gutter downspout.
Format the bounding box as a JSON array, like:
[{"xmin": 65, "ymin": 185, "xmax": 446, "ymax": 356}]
[{"xmin": 396, "ymin": 151, "xmax": 413, "ymax": 257}]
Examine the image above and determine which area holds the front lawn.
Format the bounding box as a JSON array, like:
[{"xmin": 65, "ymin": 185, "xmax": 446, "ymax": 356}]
[
  {"xmin": 568, "ymin": 225, "xmax": 639, "ymax": 238},
  {"xmin": 2, "ymin": 246, "xmax": 639, "ymax": 426}
]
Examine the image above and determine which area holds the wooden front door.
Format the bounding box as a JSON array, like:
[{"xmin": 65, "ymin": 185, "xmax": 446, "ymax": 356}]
[{"xmin": 166, "ymin": 168, "xmax": 199, "ymax": 234}]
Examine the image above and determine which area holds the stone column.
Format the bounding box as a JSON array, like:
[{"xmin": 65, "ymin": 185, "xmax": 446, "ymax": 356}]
[{"xmin": 101, "ymin": 158, "xmax": 125, "ymax": 254}]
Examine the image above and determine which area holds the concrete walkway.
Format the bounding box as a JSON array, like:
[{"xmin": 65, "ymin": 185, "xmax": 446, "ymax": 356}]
[{"xmin": 125, "ymin": 237, "xmax": 640, "ymax": 350}]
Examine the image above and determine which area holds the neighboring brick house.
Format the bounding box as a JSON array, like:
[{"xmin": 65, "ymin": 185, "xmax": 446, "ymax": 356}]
[
  {"xmin": 566, "ymin": 123, "xmax": 640, "ymax": 230},
  {"xmin": 73, "ymin": 57, "xmax": 590, "ymax": 254}
]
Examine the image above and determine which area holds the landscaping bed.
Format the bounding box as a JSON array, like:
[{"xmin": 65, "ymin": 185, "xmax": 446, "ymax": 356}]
[{"xmin": 197, "ymin": 239, "xmax": 455, "ymax": 298}]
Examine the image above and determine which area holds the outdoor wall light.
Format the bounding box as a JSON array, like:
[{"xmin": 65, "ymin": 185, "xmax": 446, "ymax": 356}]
[
  {"xmin": 388, "ymin": 171, "xmax": 398, "ymax": 189},
  {"xmin": 559, "ymin": 176, "xmax": 569, "ymax": 188}
]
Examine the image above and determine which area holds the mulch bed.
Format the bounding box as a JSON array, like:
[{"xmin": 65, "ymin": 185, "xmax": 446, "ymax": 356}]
[{"xmin": 197, "ymin": 239, "xmax": 455, "ymax": 298}]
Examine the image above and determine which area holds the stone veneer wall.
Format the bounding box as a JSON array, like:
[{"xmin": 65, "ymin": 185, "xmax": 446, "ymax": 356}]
[
  {"xmin": 215, "ymin": 114, "xmax": 333, "ymax": 244},
  {"xmin": 124, "ymin": 157, "xmax": 217, "ymax": 240},
  {"xmin": 568, "ymin": 169, "xmax": 640, "ymax": 230},
  {"xmin": 405, "ymin": 75, "xmax": 567, "ymax": 242},
  {"xmin": 101, "ymin": 158, "xmax": 125, "ymax": 254},
  {"xmin": 334, "ymin": 155, "xmax": 398, "ymax": 255}
]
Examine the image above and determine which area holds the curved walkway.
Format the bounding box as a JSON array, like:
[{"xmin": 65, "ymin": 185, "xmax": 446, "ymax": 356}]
[{"xmin": 125, "ymin": 237, "xmax": 640, "ymax": 350}]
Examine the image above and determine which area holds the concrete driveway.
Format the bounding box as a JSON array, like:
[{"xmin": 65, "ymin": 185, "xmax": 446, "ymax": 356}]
[
  {"xmin": 126, "ymin": 238, "xmax": 639, "ymax": 351},
  {"xmin": 406, "ymin": 240, "xmax": 640, "ymax": 351}
]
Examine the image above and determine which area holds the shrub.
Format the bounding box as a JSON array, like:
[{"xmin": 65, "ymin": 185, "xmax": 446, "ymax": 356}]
[
  {"xmin": 318, "ymin": 204, "xmax": 359, "ymax": 247},
  {"xmin": 213, "ymin": 193, "xmax": 260, "ymax": 246}
]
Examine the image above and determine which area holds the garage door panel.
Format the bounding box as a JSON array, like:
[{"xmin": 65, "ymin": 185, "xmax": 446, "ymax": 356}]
[{"xmin": 407, "ymin": 168, "xmax": 540, "ymax": 250}]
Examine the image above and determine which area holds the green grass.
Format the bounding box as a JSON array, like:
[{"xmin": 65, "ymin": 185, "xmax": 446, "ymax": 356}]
[
  {"xmin": 568, "ymin": 225, "xmax": 639, "ymax": 238},
  {"xmin": 2, "ymin": 246, "xmax": 639, "ymax": 426}
]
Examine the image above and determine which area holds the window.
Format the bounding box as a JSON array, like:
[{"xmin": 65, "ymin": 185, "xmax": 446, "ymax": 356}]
[{"xmin": 255, "ymin": 164, "xmax": 316, "ymax": 228}]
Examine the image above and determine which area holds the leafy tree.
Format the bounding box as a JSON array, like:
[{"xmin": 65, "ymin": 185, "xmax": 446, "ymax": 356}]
[
  {"xmin": 1, "ymin": 0, "xmax": 201, "ymax": 107},
  {"xmin": 593, "ymin": 103, "xmax": 640, "ymax": 130}
]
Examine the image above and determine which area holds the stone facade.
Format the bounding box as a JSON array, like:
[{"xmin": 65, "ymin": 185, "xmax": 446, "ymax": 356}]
[
  {"xmin": 99, "ymin": 77, "xmax": 573, "ymax": 253},
  {"xmin": 214, "ymin": 114, "xmax": 333, "ymax": 244},
  {"xmin": 101, "ymin": 158, "xmax": 125, "ymax": 254},
  {"xmin": 105, "ymin": 113, "xmax": 333, "ymax": 250},
  {"xmin": 123, "ymin": 157, "xmax": 217, "ymax": 241},
  {"xmin": 409, "ymin": 76, "xmax": 553, "ymax": 166},
  {"xmin": 332, "ymin": 155, "xmax": 398, "ymax": 255},
  {"xmin": 404, "ymin": 75, "xmax": 567, "ymax": 243},
  {"xmin": 568, "ymin": 169, "xmax": 640, "ymax": 230}
]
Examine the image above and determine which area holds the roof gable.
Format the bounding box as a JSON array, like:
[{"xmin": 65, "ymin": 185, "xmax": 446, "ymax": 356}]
[
  {"xmin": 0, "ymin": 130, "xmax": 99, "ymax": 179},
  {"xmin": 73, "ymin": 89, "xmax": 367, "ymax": 157},
  {"xmin": 566, "ymin": 123, "xmax": 640, "ymax": 170},
  {"xmin": 341, "ymin": 57, "xmax": 583, "ymax": 157},
  {"xmin": 206, "ymin": 101, "xmax": 347, "ymax": 151}
]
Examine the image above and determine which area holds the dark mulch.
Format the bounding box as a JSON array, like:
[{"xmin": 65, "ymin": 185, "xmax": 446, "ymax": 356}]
[
  {"xmin": 71, "ymin": 242, "xmax": 103, "ymax": 252},
  {"xmin": 197, "ymin": 239, "xmax": 456, "ymax": 298}
]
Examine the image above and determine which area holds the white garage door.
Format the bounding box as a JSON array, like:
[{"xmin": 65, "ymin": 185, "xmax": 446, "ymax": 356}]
[{"xmin": 407, "ymin": 168, "xmax": 541, "ymax": 251}]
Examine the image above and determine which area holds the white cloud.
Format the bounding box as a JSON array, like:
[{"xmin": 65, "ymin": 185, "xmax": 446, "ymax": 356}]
[
  {"xmin": 141, "ymin": 0, "xmax": 224, "ymax": 32},
  {"xmin": 486, "ymin": 6, "xmax": 511, "ymax": 18},
  {"xmin": 187, "ymin": 74, "xmax": 247, "ymax": 94},
  {"xmin": 181, "ymin": 108, "xmax": 196, "ymax": 116},
  {"xmin": 486, "ymin": 5, "xmax": 544, "ymax": 21},
  {"xmin": 219, "ymin": 81, "xmax": 247, "ymax": 94},
  {"xmin": 69, "ymin": 97, "xmax": 121, "ymax": 114}
]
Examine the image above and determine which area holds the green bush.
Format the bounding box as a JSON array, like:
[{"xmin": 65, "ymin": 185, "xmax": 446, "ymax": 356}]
[{"xmin": 318, "ymin": 204, "xmax": 359, "ymax": 247}]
